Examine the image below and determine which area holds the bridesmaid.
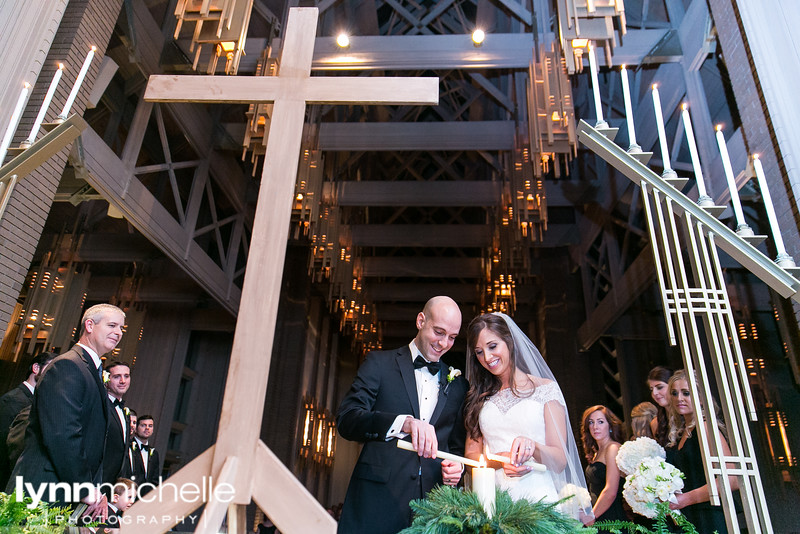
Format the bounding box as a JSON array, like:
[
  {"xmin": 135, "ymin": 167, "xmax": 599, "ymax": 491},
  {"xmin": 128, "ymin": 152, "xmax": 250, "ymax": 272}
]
[
  {"xmin": 580, "ymin": 405, "xmax": 629, "ymax": 525},
  {"xmin": 630, "ymin": 402, "xmax": 657, "ymax": 438},
  {"xmin": 665, "ymin": 370, "xmax": 737, "ymax": 533},
  {"xmin": 647, "ymin": 366, "xmax": 673, "ymax": 446}
]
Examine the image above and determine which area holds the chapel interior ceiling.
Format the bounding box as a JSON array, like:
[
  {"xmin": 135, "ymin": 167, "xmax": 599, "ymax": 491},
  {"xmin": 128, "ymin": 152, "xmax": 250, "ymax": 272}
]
[{"xmin": 34, "ymin": 0, "xmax": 735, "ymax": 357}]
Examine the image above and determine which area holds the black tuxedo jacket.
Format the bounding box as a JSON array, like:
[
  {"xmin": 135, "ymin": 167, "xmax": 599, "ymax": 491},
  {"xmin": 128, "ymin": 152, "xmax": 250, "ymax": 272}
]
[
  {"xmin": 336, "ymin": 346, "xmax": 468, "ymax": 534},
  {"xmin": 6, "ymin": 346, "xmax": 108, "ymax": 499},
  {"xmin": 130, "ymin": 441, "xmax": 160, "ymax": 493},
  {"xmin": 102, "ymin": 398, "xmax": 131, "ymax": 486},
  {"xmin": 0, "ymin": 383, "xmax": 33, "ymax": 488}
]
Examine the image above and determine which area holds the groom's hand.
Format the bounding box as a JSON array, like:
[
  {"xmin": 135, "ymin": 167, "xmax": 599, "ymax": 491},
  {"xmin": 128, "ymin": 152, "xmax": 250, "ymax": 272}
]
[
  {"xmin": 402, "ymin": 417, "xmax": 438, "ymax": 458},
  {"xmin": 441, "ymin": 460, "xmax": 463, "ymax": 486}
]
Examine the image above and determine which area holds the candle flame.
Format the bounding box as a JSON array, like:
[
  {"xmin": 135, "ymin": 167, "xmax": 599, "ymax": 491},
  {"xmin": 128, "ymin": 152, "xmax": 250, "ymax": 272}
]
[
  {"xmin": 681, "ymin": 103, "xmax": 688, "ymax": 110},
  {"xmin": 652, "ymin": 83, "xmax": 658, "ymax": 90},
  {"xmin": 622, "ymin": 64, "xmax": 627, "ymax": 70},
  {"xmin": 23, "ymin": 82, "xmax": 30, "ymax": 88},
  {"xmin": 91, "ymin": 45, "xmax": 97, "ymax": 51},
  {"xmin": 753, "ymin": 154, "xmax": 760, "ymax": 160},
  {"xmin": 58, "ymin": 63, "xmax": 64, "ymax": 70},
  {"xmin": 716, "ymin": 124, "xmax": 723, "ymax": 132},
  {"xmin": 478, "ymin": 454, "xmax": 487, "ymax": 467}
]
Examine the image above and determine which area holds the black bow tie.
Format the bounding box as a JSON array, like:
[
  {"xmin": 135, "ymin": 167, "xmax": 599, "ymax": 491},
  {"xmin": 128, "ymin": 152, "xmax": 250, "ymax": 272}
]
[
  {"xmin": 113, "ymin": 398, "xmax": 125, "ymax": 408},
  {"xmin": 138, "ymin": 443, "xmax": 150, "ymax": 452},
  {"xmin": 413, "ymin": 356, "xmax": 440, "ymax": 375}
]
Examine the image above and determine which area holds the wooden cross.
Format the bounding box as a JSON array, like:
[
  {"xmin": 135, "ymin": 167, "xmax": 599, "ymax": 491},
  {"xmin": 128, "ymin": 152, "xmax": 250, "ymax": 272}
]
[{"xmin": 121, "ymin": 7, "xmax": 438, "ymax": 534}]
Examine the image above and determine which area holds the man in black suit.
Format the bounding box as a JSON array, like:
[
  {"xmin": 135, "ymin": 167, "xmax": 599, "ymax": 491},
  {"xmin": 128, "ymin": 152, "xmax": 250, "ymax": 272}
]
[
  {"xmin": 336, "ymin": 296, "xmax": 469, "ymax": 534},
  {"xmin": 102, "ymin": 361, "xmax": 132, "ymax": 492},
  {"xmin": 0, "ymin": 352, "xmax": 57, "ymax": 489},
  {"xmin": 7, "ymin": 303, "xmax": 125, "ymax": 521},
  {"xmin": 130, "ymin": 415, "xmax": 160, "ymax": 496}
]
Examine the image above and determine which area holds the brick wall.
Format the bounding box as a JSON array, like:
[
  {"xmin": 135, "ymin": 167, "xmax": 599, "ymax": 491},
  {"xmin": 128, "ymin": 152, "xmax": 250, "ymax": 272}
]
[
  {"xmin": 706, "ymin": 0, "xmax": 800, "ymax": 256},
  {"xmin": 0, "ymin": 0, "xmax": 123, "ymax": 332}
]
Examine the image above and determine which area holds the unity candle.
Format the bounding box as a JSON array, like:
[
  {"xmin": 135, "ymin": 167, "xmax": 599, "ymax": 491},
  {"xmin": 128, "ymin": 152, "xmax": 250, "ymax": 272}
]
[{"xmin": 472, "ymin": 455, "xmax": 495, "ymax": 517}]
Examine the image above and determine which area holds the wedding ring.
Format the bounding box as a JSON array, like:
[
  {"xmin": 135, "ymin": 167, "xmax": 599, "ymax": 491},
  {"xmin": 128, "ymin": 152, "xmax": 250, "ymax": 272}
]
[{"xmin": 525, "ymin": 446, "xmax": 531, "ymax": 450}]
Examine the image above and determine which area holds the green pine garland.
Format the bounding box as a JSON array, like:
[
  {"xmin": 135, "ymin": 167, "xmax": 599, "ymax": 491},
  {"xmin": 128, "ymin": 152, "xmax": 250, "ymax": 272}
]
[
  {"xmin": 0, "ymin": 492, "xmax": 73, "ymax": 534},
  {"xmin": 592, "ymin": 501, "xmax": 699, "ymax": 534},
  {"xmin": 399, "ymin": 486, "xmax": 595, "ymax": 534}
]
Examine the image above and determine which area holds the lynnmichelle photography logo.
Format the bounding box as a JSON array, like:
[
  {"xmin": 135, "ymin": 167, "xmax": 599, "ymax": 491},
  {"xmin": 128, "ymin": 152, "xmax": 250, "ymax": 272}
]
[{"xmin": 14, "ymin": 476, "xmax": 235, "ymax": 509}]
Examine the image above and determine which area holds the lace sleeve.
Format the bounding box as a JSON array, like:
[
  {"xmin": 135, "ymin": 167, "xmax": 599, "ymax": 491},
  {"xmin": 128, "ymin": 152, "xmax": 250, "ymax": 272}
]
[{"xmin": 533, "ymin": 381, "xmax": 565, "ymax": 406}]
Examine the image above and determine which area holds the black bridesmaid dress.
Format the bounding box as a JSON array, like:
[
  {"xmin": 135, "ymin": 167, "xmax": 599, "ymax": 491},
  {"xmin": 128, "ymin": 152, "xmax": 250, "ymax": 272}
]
[
  {"xmin": 666, "ymin": 432, "xmax": 728, "ymax": 534},
  {"xmin": 586, "ymin": 461, "xmax": 629, "ymax": 522}
]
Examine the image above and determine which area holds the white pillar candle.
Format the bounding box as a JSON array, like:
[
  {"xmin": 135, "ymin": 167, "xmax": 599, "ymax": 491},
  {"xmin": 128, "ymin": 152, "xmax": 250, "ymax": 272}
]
[
  {"xmin": 651, "ymin": 84, "xmax": 676, "ymax": 178},
  {"xmin": 22, "ymin": 64, "xmax": 64, "ymax": 148},
  {"xmin": 472, "ymin": 457, "xmax": 495, "ymax": 518},
  {"xmin": 620, "ymin": 65, "xmax": 640, "ymax": 151},
  {"xmin": 680, "ymin": 103, "xmax": 713, "ymax": 206},
  {"xmin": 58, "ymin": 46, "xmax": 96, "ymax": 121},
  {"xmin": 0, "ymin": 83, "xmax": 31, "ymax": 165},
  {"xmin": 587, "ymin": 42, "xmax": 607, "ymax": 128},
  {"xmin": 715, "ymin": 125, "xmax": 752, "ymax": 235},
  {"xmin": 753, "ymin": 155, "xmax": 794, "ymax": 266}
]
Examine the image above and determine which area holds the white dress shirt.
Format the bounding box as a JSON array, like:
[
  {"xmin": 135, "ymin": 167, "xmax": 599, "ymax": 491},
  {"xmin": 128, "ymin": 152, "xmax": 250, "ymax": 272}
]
[{"xmin": 386, "ymin": 341, "xmax": 441, "ymax": 439}]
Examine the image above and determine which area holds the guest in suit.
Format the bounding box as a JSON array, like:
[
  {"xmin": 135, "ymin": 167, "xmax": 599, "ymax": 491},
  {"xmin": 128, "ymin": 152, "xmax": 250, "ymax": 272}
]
[
  {"xmin": 7, "ymin": 303, "xmax": 126, "ymax": 522},
  {"xmin": 336, "ymin": 296, "xmax": 469, "ymax": 534},
  {"xmin": 0, "ymin": 352, "xmax": 57, "ymax": 489},
  {"xmin": 128, "ymin": 409, "xmax": 138, "ymax": 438},
  {"xmin": 102, "ymin": 361, "xmax": 132, "ymax": 492},
  {"xmin": 130, "ymin": 415, "xmax": 160, "ymax": 495}
]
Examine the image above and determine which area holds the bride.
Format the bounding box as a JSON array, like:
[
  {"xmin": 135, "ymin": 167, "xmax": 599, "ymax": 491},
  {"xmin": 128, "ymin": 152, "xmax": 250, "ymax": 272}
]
[{"xmin": 463, "ymin": 313, "xmax": 592, "ymax": 521}]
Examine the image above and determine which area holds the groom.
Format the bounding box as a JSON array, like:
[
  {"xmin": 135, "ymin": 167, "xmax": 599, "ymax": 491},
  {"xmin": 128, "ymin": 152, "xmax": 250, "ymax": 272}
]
[{"xmin": 336, "ymin": 296, "xmax": 469, "ymax": 534}]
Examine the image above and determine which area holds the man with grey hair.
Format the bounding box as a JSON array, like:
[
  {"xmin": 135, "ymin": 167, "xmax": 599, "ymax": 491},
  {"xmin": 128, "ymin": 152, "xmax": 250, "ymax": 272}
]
[{"xmin": 7, "ymin": 303, "xmax": 126, "ymax": 521}]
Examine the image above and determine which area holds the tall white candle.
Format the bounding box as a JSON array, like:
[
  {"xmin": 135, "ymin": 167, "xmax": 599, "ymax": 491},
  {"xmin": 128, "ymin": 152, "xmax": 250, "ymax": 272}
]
[
  {"xmin": 22, "ymin": 64, "xmax": 64, "ymax": 148},
  {"xmin": 0, "ymin": 83, "xmax": 31, "ymax": 165},
  {"xmin": 587, "ymin": 42, "xmax": 607, "ymax": 128},
  {"xmin": 472, "ymin": 456, "xmax": 495, "ymax": 518},
  {"xmin": 753, "ymin": 155, "xmax": 793, "ymax": 265},
  {"xmin": 680, "ymin": 103, "xmax": 713, "ymax": 206},
  {"xmin": 620, "ymin": 65, "xmax": 640, "ymax": 151},
  {"xmin": 651, "ymin": 84, "xmax": 675, "ymax": 176},
  {"xmin": 58, "ymin": 46, "xmax": 96, "ymax": 121},
  {"xmin": 715, "ymin": 125, "xmax": 751, "ymax": 235}
]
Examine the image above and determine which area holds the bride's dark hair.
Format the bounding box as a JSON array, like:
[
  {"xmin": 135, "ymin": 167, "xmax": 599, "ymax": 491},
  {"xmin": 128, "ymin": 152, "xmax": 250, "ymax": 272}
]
[{"xmin": 464, "ymin": 313, "xmax": 532, "ymax": 440}]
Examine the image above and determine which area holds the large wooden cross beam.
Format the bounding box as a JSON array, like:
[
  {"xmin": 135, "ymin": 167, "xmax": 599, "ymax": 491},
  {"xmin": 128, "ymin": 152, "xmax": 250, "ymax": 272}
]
[{"xmin": 121, "ymin": 8, "xmax": 438, "ymax": 534}]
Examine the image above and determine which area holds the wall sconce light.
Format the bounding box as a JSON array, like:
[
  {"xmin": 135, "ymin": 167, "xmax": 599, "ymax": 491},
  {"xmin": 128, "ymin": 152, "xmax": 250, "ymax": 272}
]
[
  {"xmin": 337, "ymin": 33, "xmax": 350, "ymax": 48},
  {"xmin": 472, "ymin": 29, "xmax": 485, "ymax": 47}
]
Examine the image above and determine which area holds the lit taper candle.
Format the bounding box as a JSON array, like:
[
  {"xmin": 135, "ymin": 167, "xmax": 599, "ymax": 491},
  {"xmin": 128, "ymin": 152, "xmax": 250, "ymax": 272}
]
[
  {"xmin": 753, "ymin": 155, "xmax": 795, "ymax": 267},
  {"xmin": 680, "ymin": 103, "xmax": 714, "ymax": 206},
  {"xmin": 620, "ymin": 65, "xmax": 640, "ymax": 152},
  {"xmin": 58, "ymin": 46, "xmax": 96, "ymax": 121},
  {"xmin": 715, "ymin": 125, "xmax": 753, "ymax": 236},
  {"xmin": 587, "ymin": 42, "xmax": 608, "ymax": 129},
  {"xmin": 21, "ymin": 64, "xmax": 64, "ymax": 148},
  {"xmin": 651, "ymin": 84, "xmax": 677, "ymax": 179},
  {"xmin": 0, "ymin": 83, "xmax": 31, "ymax": 165}
]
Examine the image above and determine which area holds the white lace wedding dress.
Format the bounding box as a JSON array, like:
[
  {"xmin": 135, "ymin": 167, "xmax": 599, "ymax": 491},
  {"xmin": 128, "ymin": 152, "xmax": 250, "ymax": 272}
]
[{"xmin": 479, "ymin": 382, "xmax": 564, "ymax": 504}]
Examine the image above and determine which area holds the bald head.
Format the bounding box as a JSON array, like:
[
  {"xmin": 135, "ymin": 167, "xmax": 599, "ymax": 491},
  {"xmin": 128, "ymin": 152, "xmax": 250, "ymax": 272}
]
[{"xmin": 413, "ymin": 296, "xmax": 462, "ymax": 362}]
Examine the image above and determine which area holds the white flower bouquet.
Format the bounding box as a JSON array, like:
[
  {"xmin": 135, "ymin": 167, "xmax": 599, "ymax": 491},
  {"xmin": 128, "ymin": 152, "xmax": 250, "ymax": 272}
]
[
  {"xmin": 616, "ymin": 436, "xmax": 665, "ymax": 476},
  {"xmin": 622, "ymin": 457, "xmax": 684, "ymax": 518},
  {"xmin": 557, "ymin": 483, "xmax": 592, "ymax": 518}
]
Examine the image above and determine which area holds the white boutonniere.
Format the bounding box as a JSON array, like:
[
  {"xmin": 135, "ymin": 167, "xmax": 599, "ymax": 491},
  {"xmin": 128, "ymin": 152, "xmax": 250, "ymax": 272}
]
[
  {"xmin": 102, "ymin": 370, "xmax": 110, "ymax": 384},
  {"xmin": 124, "ymin": 407, "xmax": 130, "ymax": 417},
  {"xmin": 447, "ymin": 367, "xmax": 461, "ymax": 383},
  {"xmin": 131, "ymin": 441, "xmax": 138, "ymax": 451},
  {"xmin": 148, "ymin": 449, "xmax": 154, "ymax": 457}
]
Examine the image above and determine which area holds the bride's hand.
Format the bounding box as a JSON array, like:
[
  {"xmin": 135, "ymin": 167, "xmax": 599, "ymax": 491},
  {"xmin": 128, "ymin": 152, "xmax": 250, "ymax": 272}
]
[
  {"xmin": 510, "ymin": 436, "xmax": 535, "ymax": 466},
  {"xmin": 502, "ymin": 461, "xmax": 535, "ymax": 478}
]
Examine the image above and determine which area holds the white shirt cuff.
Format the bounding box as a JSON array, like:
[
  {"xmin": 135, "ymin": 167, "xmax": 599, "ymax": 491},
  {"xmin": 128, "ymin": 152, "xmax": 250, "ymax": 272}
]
[{"xmin": 386, "ymin": 414, "xmax": 411, "ymax": 440}]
